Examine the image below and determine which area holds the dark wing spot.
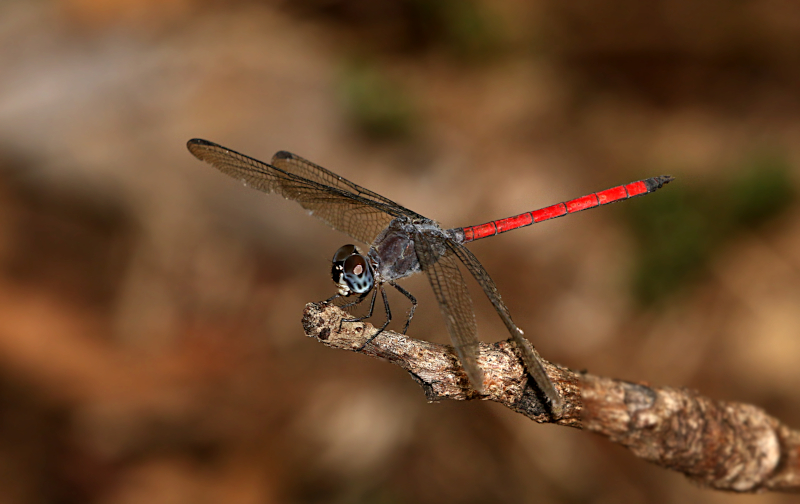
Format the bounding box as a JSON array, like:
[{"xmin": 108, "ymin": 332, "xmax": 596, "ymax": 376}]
[{"xmin": 187, "ymin": 138, "xmax": 214, "ymax": 148}]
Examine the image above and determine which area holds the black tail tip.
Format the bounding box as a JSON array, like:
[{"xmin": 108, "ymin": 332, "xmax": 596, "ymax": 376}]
[{"xmin": 646, "ymin": 175, "xmax": 675, "ymax": 191}]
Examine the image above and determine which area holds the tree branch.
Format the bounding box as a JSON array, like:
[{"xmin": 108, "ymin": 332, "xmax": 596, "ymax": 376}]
[{"xmin": 302, "ymin": 302, "xmax": 800, "ymax": 493}]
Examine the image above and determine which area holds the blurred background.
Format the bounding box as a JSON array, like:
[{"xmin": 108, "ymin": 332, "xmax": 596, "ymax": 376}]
[{"xmin": 1, "ymin": 0, "xmax": 799, "ymax": 502}]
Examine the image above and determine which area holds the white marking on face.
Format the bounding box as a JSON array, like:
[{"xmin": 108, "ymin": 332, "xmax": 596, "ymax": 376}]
[{"xmin": 353, "ymin": 264, "xmax": 363, "ymax": 275}]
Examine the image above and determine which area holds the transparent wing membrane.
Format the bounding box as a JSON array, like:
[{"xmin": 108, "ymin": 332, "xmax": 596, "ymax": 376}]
[
  {"xmin": 412, "ymin": 230, "xmax": 484, "ymax": 390},
  {"xmin": 448, "ymin": 242, "xmax": 562, "ymax": 411},
  {"xmin": 188, "ymin": 139, "xmax": 417, "ymax": 245}
]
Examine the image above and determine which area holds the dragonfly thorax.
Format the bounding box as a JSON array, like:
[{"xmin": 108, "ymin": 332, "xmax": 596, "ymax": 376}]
[{"xmin": 331, "ymin": 244, "xmax": 375, "ymax": 296}]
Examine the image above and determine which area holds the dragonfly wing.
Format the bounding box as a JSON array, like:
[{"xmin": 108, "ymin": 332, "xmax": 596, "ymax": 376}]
[
  {"xmin": 447, "ymin": 241, "xmax": 562, "ymax": 412},
  {"xmin": 188, "ymin": 139, "xmax": 418, "ymax": 245},
  {"xmin": 412, "ymin": 230, "xmax": 483, "ymax": 391},
  {"xmin": 270, "ymin": 150, "xmax": 415, "ymax": 210}
]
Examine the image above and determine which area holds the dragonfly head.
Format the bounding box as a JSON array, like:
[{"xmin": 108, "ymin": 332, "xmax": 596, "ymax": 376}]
[{"xmin": 331, "ymin": 244, "xmax": 374, "ymax": 296}]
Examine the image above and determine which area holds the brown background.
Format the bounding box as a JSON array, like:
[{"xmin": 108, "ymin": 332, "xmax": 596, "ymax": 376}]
[{"xmin": 1, "ymin": 0, "xmax": 799, "ymax": 502}]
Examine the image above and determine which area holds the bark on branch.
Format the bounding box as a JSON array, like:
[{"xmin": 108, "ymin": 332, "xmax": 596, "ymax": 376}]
[{"xmin": 302, "ymin": 302, "xmax": 800, "ymax": 493}]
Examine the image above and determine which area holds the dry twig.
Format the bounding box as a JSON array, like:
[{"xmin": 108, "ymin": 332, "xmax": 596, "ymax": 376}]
[{"xmin": 302, "ymin": 302, "xmax": 800, "ymax": 493}]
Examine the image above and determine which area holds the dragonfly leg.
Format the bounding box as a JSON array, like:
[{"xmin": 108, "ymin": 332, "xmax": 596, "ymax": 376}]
[
  {"xmin": 323, "ymin": 292, "xmax": 341, "ymax": 304},
  {"xmin": 339, "ymin": 288, "xmax": 377, "ymax": 332},
  {"xmin": 359, "ymin": 284, "xmax": 392, "ymax": 349},
  {"xmin": 340, "ymin": 290, "xmax": 373, "ymax": 310},
  {"xmin": 325, "ymin": 291, "xmax": 368, "ymax": 331},
  {"xmin": 388, "ymin": 281, "xmax": 417, "ymax": 335}
]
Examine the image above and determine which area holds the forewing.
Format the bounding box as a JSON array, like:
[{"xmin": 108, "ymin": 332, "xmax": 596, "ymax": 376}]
[
  {"xmin": 271, "ymin": 150, "xmax": 414, "ymax": 210},
  {"xmin": 188, "ymin": 139, "xmax": 415, "ymax": 245},
  {"xmin": 412, "ymin": 231, "xmax": 483, "ymax": 391},
  {"xmin": 447, "ymin": 241, "xmax": 562, "ymax": 412}
]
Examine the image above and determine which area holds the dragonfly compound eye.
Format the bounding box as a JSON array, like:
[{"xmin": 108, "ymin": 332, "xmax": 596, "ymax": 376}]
[
  {"xmin": 332, "ymin": 244, "xmax": 357, "ymax": 262},
  {"xmin": 331, "ymin": 244, "xmax": 373, "ymax": 296},
  {"xmin": 343, "ymin": 253, "xmax": 374, "ymax": 294}
]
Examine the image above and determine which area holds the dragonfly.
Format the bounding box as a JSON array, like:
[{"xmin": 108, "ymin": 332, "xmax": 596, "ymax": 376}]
[{"xmin": 188, "ymin": 138, "xmax": 673, "ymax": 414}]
